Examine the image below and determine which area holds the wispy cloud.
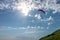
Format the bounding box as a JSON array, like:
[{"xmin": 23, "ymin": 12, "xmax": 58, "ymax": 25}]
[
  {"xmin": 0, "ymin": 26, "xmax": 46, "ymax": 31},
  {"xmin": 0, "ymin": 3, "xmax": 4, "ymax": 9},
  {"xmin": 0, "ymin": 0, "xmax": 60, "ymax": 13},
  {"xmin": 41, "ymin": 16, "xmax": 53, "ymax": 22},
  {"xmin": 48, "ymin": 22, "xmax": 52, "ymax": 26},
  {"xmin": 35, "ymin": 14, "xmax": 42, "ymax": 19}
]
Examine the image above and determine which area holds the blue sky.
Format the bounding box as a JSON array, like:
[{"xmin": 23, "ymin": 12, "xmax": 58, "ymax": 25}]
[{"xmin": 0, "ymin": 0, "xmax": 60, "ymax": 40}]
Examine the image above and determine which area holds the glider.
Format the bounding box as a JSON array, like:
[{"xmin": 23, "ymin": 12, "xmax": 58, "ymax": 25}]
[
  {"xmin": 38, "ymin": 9, "xmax": 45, "ymax": 13},
  {"xmin": 38, "ymin": 9, "xmax": 45, "ymax": 19}
]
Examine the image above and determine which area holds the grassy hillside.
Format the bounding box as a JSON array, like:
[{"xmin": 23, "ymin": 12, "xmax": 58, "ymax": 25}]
[{"xmin": 39, "ymin": 29, "xmax": 60, "ymax": 40}]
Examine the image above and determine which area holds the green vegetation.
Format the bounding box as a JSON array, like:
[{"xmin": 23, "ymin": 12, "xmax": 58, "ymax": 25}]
[{"xmin": 39, "ymin": 29, "xmax": 60, "ymax": 40}]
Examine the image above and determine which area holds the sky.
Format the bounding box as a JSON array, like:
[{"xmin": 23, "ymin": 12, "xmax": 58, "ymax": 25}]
[{"xmin": 0, "ymin": 0, "xmax": 60, "ymax": 40}]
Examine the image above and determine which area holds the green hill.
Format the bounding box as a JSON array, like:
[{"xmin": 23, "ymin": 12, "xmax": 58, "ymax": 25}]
[{"xmin": 39, "ymin": 29, "xmax": 60, "ymax": 40}]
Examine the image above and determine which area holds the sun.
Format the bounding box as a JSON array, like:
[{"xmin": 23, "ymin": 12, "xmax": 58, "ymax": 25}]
[{"xmin": 17, "ymin": 2, "xmax": 31, "ymax": 16}]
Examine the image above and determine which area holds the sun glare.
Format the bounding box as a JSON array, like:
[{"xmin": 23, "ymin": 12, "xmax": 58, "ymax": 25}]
[{"xmin": 17, "ymin": 2, "xmax": 31, "ymax": 16}]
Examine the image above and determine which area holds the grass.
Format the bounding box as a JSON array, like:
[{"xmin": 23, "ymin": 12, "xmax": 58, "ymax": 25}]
[{"xmin": 39, "ymin": 29, "xmax": 60, "ymax": 40}]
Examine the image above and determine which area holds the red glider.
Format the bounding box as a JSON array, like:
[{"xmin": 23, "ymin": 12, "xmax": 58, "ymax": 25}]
[{"xmin": 38, "ymin": 9, "xmax": 45, "ymax": 13}]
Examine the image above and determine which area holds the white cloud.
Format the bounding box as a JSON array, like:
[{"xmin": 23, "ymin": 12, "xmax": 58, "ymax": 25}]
[
  {"xmin": 27, "ymin": 26, "xmax": 31, "ymax": 29},
  {"xmin": 28, "ymin": 14, "xmax": 32, "ymax": 17},
  {"xmin": 0, "ymin": 26, "xmax": 45, "ymax": 31},
  {"xmin": 37, "ymin": 26, "xmax": 41, "ymax": 29},
  {"xmin": 0, "ymin": 3, "xmax": 4, "ymax": 9},
  {"xmin": 0, "ymin": 0, "xmax": 60, "ymax": 14},
  {"xmin": 24, "ymin": 31, "xmax": 36, "ymax": 34},
  {"xmin": 46, "ymin": 27, "xmax": 50, "ymax": 29},
  {"xmin": 35, "ymin": 14, "xmax": 42, "ymax": 19},
  {"xmin": 37, "ymin": 14, "xmax": 42, "ymax": 19},
  {"xmin": 41, "ymin": 16, "xmax": 53, "ymax": 22},
  {"xmin": 40, "ymin": 27, "xmax": 44, "ymax": 29},
  {"xmin": 35, "ymin": 14, "xmax": 38, "ymax": 17},
  {"xmin": 48, "ymin": 22, "xmax": 52, "ymax": 26},
  {"xmin": 18, "ymin": 27, "xmax": 26, "ymax": 29},
  {"xmin": 48, "ymin": 16, "xmax": 53, "ymax": 21},
  {"xmin": 53, "ymin": 10, "xmax": 57, "ymax": 14}
]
